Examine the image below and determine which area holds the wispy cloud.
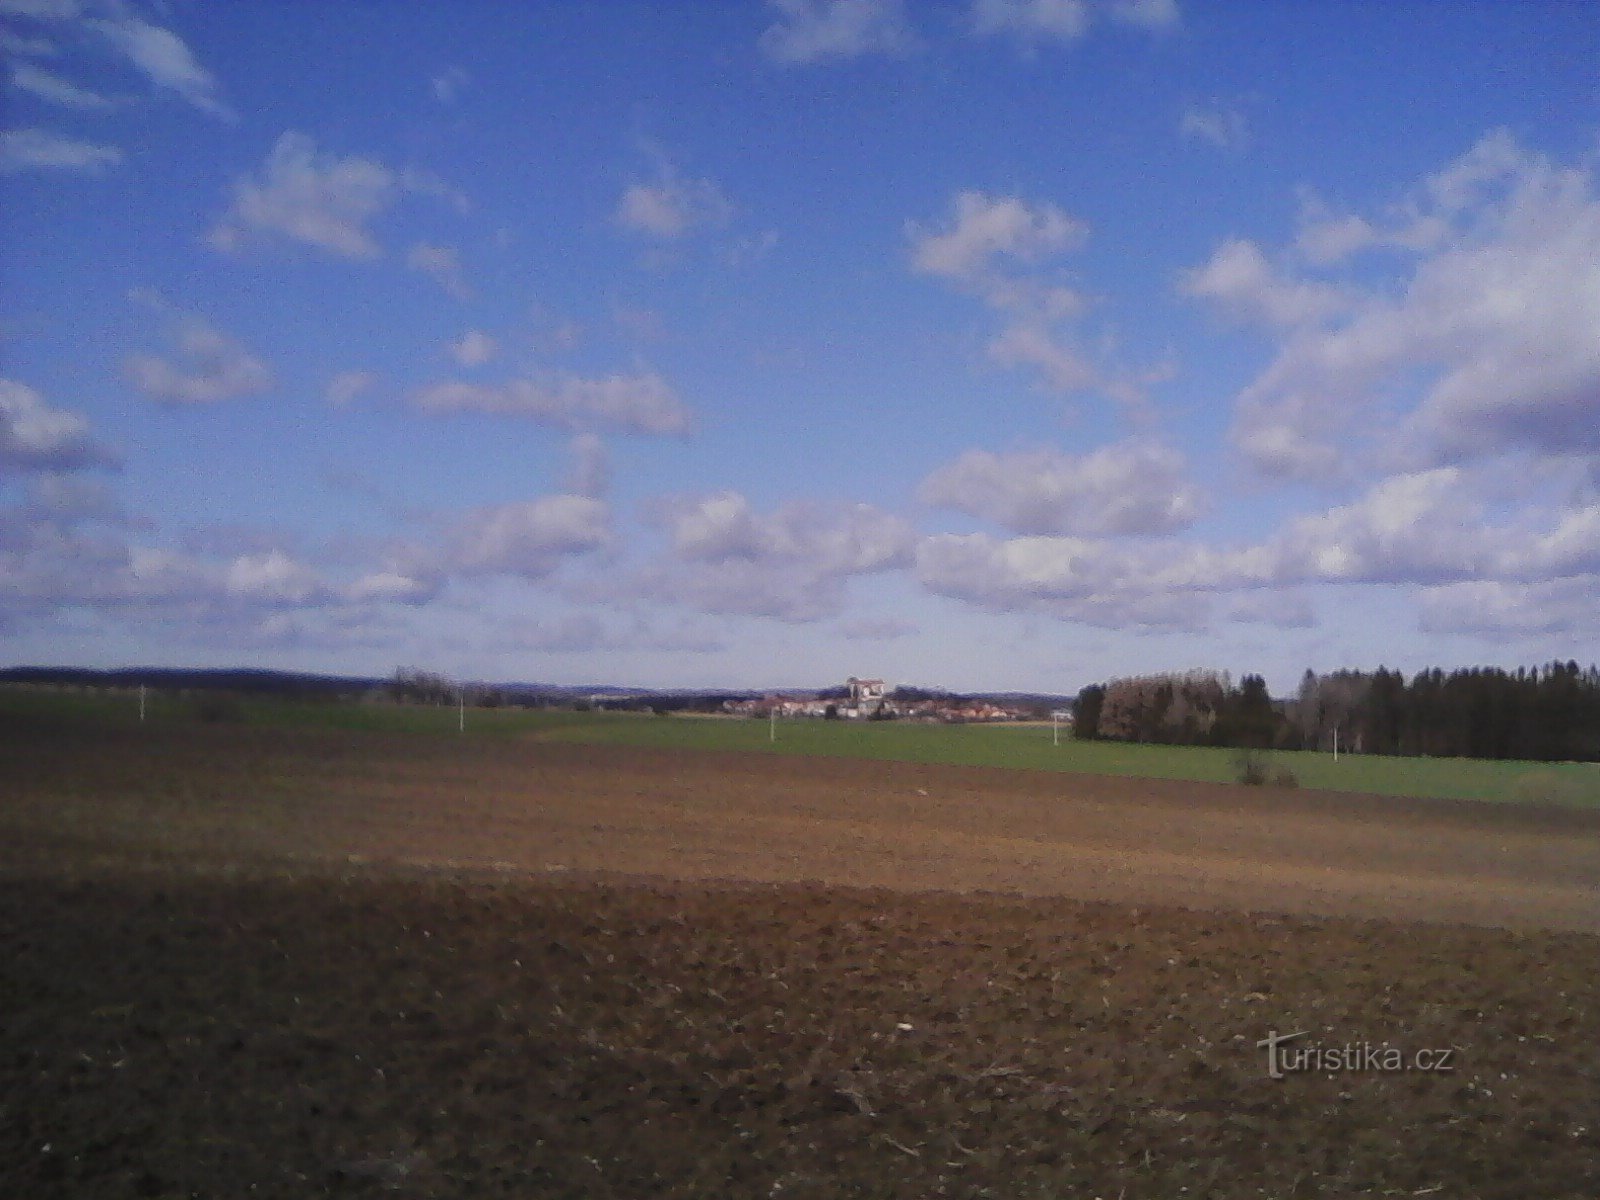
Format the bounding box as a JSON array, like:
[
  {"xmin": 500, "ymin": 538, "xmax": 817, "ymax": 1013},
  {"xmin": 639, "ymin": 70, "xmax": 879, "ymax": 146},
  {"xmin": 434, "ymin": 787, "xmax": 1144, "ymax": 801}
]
[
  {"xmin": 124, "ymin": 299, "xmax": 272, "ymax": 405},
  {"xmin": 413, "ymin": 372, "xmax": 692, "ymax": 436},
  {"xmin": 0, "ymin": 127, "xmax": 121, "ymax": 173},
  {"xmin": 1179, "ymin": 100, "xmax": 1248, "ymax": 151},
  {"xmin": 87, "ymin": 13, "xmax": 233, "ymax": 120},
  {"xmin": 10, "ymin": 61, "xmax": 115, "ymax": 109},
  {"xmin": 407, "ymin": 242, "xmax": 471, "ymax": 299}
]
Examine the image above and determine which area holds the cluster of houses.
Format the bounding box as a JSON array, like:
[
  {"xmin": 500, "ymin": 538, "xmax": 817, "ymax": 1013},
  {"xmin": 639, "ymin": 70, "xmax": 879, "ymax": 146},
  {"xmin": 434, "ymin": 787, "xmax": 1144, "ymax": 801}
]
[{"xmin": 723, "ymin": 677, "xmax": 1030, "ymax": 723}]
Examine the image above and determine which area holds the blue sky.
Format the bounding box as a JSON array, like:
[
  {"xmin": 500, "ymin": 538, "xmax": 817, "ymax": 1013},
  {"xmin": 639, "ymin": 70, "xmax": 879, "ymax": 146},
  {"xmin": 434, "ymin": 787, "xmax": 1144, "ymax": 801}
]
[{"xmin": 3, "ymin": 0, "xmax": 1599, "ymax": 694}]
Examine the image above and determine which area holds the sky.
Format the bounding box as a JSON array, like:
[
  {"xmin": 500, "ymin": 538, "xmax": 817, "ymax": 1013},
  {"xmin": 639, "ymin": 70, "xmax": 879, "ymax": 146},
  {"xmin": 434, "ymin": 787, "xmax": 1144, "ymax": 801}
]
[{"xmin": 2, "ymin": 0, "xmax": 1599, "ymax": 695}]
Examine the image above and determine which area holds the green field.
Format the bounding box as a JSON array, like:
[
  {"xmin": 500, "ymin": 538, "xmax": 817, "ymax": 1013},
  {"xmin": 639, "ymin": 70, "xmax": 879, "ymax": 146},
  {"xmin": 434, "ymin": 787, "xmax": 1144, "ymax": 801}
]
[{"xmin": 6, "ymin": 684, "xmax": 1598, "ymax": 807}]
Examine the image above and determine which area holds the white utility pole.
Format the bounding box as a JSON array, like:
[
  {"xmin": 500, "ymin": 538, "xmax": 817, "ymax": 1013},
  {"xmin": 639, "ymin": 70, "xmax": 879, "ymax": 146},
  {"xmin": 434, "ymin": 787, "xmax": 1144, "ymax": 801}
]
[
  {"xmin": 769, "ymin": 707, "xmax": 776, "ymax": 743},
  {"xmin": 1333, "ymin": 724, "xmax": 1339, "ymax": 762},
  {"xmin": 139, "ymin": 685, "xmax": 146, "ymax": 723},
  {"xmin": 1053, "ymin": 712, "xmax": 1060, "ymax": 746},
  {"xmin": 458, "ymin": 686, "xmax": 465, "ymax": 733}
]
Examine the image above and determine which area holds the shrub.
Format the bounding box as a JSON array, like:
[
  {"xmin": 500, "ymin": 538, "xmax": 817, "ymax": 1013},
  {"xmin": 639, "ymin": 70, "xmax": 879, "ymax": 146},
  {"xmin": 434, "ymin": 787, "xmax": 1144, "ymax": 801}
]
[
  {"xmin": 1272, "ymin": 766, "xmax": 1299, "ymax": 788},
  {"xmin": 1233, "ymin": 749, "xmax": 1268, "ymax": 786}
]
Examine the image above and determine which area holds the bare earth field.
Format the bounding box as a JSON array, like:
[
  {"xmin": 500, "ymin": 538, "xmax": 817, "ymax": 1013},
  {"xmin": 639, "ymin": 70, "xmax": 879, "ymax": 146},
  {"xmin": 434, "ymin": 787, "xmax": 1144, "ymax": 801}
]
[{"xmin": 3, "ymin": 716, "xmax": 1599, "ymax": 1197}]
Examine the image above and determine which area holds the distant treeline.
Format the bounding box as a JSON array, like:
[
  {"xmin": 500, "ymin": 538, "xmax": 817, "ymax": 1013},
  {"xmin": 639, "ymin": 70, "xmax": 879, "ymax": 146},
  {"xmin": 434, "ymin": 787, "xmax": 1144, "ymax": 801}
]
[
  {"xmin": 1074, "ymin": 662, "xmax": 1600, "ymax": 762},
  {"xmin": 0, "ymin": 666, "xmax": 378, "ymax": 700}
]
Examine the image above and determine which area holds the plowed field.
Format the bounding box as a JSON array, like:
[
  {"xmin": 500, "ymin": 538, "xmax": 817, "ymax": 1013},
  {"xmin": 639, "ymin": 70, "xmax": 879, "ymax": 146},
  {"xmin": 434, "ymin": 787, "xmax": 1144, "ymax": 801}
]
[{"xmin": 3, "ymin": 717, "xmax": 1598, "ymax": 1197}]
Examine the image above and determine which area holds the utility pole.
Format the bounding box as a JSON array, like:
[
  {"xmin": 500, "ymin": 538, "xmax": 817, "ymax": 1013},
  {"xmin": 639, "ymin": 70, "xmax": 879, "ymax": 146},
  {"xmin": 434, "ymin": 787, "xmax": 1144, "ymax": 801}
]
[
  {"xmin": 139, "ymin": 684, "xmax": 146, "ymax": 723},
  {"xmin": 769, "ymin": 707, "xmax": 776, "ymax": 743},
  {"xmin": 1053, "ymin": 712, "xmax": 1060, "ymax": 747},
  {"xmin": 458, "ymin": 685, "xmax": 465, "ymax": 733}
]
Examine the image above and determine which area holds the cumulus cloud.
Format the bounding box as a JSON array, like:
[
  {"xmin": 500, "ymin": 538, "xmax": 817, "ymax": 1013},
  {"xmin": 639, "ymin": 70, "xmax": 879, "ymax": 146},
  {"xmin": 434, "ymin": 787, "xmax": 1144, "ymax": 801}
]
[
  {"xmin": 915, "ymin": 532, "xmax": 1210, "ymax": 630},
  {"xmin": 1179, "ymin": 238, "xmax": 1348, "ymax": 328},
  {"xmin": 0, "ymin": 379, "xmax": 114, "ymax": 471},
  {"xmin": 617, "ymin": 163, "xmax": 733, "ymax": 240},
  {"xmin": 910, "ymin": 191, "xmax": 1110, "ymax": 397},
  {"xmin": 209, "ymin": 133, "xmax": 408, "ymax": 258},
  {"xmin": 0, "ymin": 127, "xmax": 121, "ymax": 172},
  {"xmin": 125, "ymin": 313, "xmax": 271, "ymax": 405},
  {"xmin": 759, "ymin": 0, "xmax": 916, "ymax": 64},
  {"xmin": 639, "ymin": 491, "xmax": 917, "ymax": 621},
  {"xmin": 408, "ymin": 242, "xmax": 470, "ymax": 299},
  {"xmin": 447, "ymin": 495, "xmax": 612, "ymax": 578},
  {"xmin": 413, "ymin": 372, "xmax": 691, "ymax": 435},
  {"xmin": 909, "ymin": 191, "xmax": 1086, "ymax": 285},
  {"xmin": 447, "ymin": 331, "xmax": 497, "ymax": 368},
  {"xmin": 10, "ymin": 62, "xmax": 114, "ymax": 109},
  {"xmin": 920, "ymin": 441, "xmax": 1202, "ymax": 536},
  {"xmin": 1184, "ymin": 131, "xmax": 1600, "ymax": 480}
]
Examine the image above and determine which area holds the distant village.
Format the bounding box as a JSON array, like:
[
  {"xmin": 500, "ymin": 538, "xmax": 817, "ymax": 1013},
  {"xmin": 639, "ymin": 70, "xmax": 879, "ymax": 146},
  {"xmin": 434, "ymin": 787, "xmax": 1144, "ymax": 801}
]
[{"xmin": 722, "ymin": 677, "xmax": 1043, "ymax": 723}]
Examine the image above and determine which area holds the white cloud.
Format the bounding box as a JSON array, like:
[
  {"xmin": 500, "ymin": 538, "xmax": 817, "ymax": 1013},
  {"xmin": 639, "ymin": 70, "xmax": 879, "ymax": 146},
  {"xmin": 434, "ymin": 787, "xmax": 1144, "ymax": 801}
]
[
  {"xmin": 909, "ymin": 191, "xmax": 1086, "ymax": 285},
  {"xmin": 10, "ymin": 62, "xmax": 114, "ymax": 109},
  {"xmin": 1187, "ymin": 132, "xmax": 1600, "ymax": 480},
  {"xmin": 971, "ymin": 0, "xmax": 1090, "ymax": 44},
  {"xmin": 617, "ymin": 164, "xmax": 733, "ymax": 240},
  {"xmin": 125, "ymin": 314, "xmax": 272, "ymax": 406},
  {"xmin": 920, "ymin": 440, "xmax": 1201, "ymax": 535},
  {"xmin": 910, "ymin": 192, "xmax": 1108, "ymax": 398},
  {"xmin": 971, "ymin": 0, "xmax": 1177, "ymax": 45},
  {"xmin": 344, "ymin": 570, "xmax": 436, "ymax": 605},
  {"xmin": 985, "ymin": 324, "xmax": 1097, "ymax": 393},
  {"xmin": 87, "ymin": 14, "xmax": 232, "ymax": 119},
  {"xmin": 431, "ymin": 65, "xmax": 469, "ymax": 104},
  {"xmin": 565, "ymin": 433, "xmax": 610, "ymax": 498},
  {"xmin": 0, "ymin": 127, "xmax": 121, "ymax": 172},
  {"xmin": 1179, "ymin": 101, "xmax": 1247, "ymax": 151},
  {"xmin": 639, "ymin": 491, "xmax": 917, "ymax": 621},
  {"xmin": 915, "ymin": 532, "xmax": 1211, "ymax": 630},
  {"xmin": 447, "ymin": 330, "xmax": 497, "ymax": 368},
  {"xmin": 225, "ymin": 549, "xmax": 323, "ymax": 604},
  {"xmin": 448, "ymin": 495, "xmax": 612, "ymax": 578},
  {"xmin": 208, "ymin": 133, "xmax": 399, "ymax": 258},
  {"xmin": 1179, "ymin": 237, "xmax": 1349, "ymax": 328},
  {"xmin": 325, "ymin": 370, "xmax": 377, "ymax": 407},
  {"xmin": 408, "ymin": 242, "xmax": 471, "ymax": 299},
  {"xmin": 759, "ymin": 0, "xmax": 916, "ymax": 64},
  {"xmin": 0, "ymin": 379, "xmax": 113, "ymax": 471},
  {"xmin": 1419, "ymin": 577, "xmax": 1600, "ymax": 638},
  {"xmin": 413, "ymin": 372, "xmax": 691, "ymax": 435}
]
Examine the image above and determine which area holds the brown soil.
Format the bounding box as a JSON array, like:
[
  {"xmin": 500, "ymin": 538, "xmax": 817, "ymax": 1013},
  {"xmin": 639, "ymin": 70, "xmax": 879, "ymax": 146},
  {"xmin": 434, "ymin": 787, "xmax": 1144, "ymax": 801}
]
[{"xmin": 2, "ymin": 718, "xmax": 1598, "ymax": 1196}]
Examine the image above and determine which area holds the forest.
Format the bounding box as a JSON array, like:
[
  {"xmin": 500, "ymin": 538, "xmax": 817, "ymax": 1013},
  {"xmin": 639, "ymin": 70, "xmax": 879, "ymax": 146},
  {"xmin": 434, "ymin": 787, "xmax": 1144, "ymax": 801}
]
[{"xmin": 1074, "ymin": 661, "xmax": 1600, "ymax": 762}]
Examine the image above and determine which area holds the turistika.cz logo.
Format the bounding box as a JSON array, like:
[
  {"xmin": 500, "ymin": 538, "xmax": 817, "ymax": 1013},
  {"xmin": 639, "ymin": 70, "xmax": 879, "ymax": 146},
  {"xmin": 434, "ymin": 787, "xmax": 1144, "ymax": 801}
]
[{"xmin": 1256, "ymin": 1030, "xmax": 1456, "ymax": 1079}]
